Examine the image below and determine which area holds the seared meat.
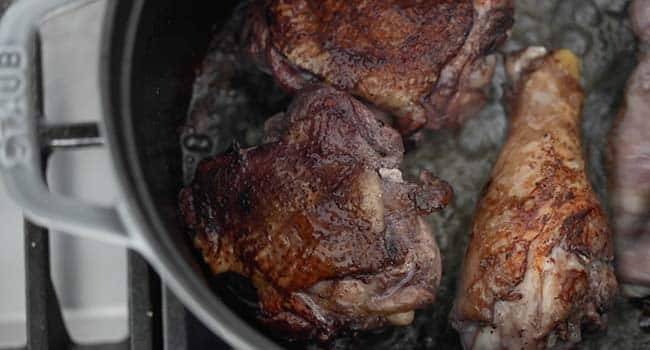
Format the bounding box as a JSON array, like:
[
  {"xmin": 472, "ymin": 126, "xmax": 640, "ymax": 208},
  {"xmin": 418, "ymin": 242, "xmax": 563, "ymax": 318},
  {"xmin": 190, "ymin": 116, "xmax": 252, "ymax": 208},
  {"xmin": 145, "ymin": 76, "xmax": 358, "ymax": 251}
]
[
  {"xmin": 608, "ymin": 0, "xmax": 650, "ymax": 298},
  {"xmin": 245, "ymin": 0, "xmax": 513, "ymax": 134},
  {"xmin": 450, "ymin": 49, "xmax": 617, "ymax": 349},
  {"xmin": 180, "ymin": 86, "xmax": 452, "ymax": 340}
]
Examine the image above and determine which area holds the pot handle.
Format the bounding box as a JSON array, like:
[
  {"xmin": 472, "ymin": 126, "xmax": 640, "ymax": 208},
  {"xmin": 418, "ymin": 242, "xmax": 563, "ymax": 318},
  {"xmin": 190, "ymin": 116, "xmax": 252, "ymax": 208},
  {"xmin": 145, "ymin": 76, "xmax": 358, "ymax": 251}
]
[{"xmin": 0, "ymin": 0, "xmax": 130, "ymax": 246}]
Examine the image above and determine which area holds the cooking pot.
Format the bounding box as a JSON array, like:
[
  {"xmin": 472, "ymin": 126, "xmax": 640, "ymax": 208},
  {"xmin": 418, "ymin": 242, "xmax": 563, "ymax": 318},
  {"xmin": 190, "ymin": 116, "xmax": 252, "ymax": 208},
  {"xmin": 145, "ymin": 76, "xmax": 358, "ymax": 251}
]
[
  {"xmin": 0, "ymin": 0, "xmax": 280, "ymax": 349},
  {"xmin": 0, "ymin": 0, "xmax": 645, "ymax": 349}
]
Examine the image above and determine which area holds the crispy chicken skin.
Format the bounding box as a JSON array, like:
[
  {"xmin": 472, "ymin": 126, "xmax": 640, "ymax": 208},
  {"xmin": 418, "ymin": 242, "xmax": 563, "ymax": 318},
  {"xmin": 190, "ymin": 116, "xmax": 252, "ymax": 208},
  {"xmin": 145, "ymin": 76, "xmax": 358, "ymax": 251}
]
[
  {"xmin": 180, "ymin": 86, "xmax": 452, "ymax": 340},
  {"xmin": 245, "ymin": 0, "xmax": 513, "ymax": 134},
  {"xmin": 450, "ymin": 49, "xmax": 617, "ymax": 350},
  {"xmin": 608, "ymin": 0, "xmax": 650, "ymax": 298}
]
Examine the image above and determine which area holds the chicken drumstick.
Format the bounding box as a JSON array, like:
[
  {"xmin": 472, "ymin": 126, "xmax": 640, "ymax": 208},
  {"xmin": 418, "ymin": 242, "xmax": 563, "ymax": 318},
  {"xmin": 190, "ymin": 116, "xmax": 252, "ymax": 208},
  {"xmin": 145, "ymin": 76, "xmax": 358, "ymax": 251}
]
[{"xmin": 451, "ymin": 48, "xmax": 617, "ymax": 350}]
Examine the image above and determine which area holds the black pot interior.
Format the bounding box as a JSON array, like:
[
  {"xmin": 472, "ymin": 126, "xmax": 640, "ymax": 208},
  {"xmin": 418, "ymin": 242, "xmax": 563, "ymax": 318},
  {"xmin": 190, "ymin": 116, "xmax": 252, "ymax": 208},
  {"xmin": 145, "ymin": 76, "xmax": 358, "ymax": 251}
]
[{"xmin": 126, "ymin": 0, "xmax": 234, "ymax": 239}]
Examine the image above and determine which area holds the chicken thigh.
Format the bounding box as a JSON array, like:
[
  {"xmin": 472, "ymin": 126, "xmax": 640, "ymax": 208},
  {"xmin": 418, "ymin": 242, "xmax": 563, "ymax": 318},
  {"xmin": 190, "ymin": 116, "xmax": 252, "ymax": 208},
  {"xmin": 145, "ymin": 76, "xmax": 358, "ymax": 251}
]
[
  {"xmin": 245, "ymin": 0, "xmax": 513, "ymax": 134},
  {"xmin": 450, "ymin": 48, "xmax": 617, "ymax": 349},
  {"xmin": 608, "ymin": 0, "xmax": 650, "ymax": 298},
  {"xmin": 180, "ymin": 86, "xmax": 452, "ymax": 340}
]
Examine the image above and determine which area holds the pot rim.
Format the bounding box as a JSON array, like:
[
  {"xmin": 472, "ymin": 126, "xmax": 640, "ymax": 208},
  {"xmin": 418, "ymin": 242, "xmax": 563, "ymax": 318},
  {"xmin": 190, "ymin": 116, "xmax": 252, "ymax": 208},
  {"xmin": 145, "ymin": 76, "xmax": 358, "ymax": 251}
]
[{"xmin": 99, "ymin": 1, "xmax": 281, "ymax": 349}]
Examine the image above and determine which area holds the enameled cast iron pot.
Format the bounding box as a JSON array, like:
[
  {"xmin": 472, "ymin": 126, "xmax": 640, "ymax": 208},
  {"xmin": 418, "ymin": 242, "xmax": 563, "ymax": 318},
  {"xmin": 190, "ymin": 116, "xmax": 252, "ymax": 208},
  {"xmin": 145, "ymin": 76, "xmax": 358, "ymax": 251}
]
[
  {"xmin": 0, "ymin": 0, "xmax": 280, "ymax": 349},
  {"xmin": 1, "ymin": 1, "xmax": 642, "ymax": 349}
]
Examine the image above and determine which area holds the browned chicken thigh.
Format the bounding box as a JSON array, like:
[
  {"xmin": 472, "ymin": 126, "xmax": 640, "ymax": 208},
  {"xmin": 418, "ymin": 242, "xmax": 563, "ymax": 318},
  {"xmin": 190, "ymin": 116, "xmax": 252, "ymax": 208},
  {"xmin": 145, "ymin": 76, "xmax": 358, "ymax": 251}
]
[
  {"xmin": 608, "ymin": 0, "xmax": 650, "ymax": 298},
  {"xmin": 245, "ymin": 0, "xmax": 514, "ymax": 134},
  {"xmin": 180, "ymin": 86, "xmax": 452, "ymax": 340},
  {"xmin": 450, "ymin": 49, "xmax": 617, "ymax": 349}
]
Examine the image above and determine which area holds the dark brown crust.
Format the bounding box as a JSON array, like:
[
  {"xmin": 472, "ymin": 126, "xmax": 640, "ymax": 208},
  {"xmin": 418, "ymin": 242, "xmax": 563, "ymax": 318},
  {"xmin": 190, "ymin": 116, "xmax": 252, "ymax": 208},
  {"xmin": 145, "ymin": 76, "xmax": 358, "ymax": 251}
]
[
  {"xmin": 180, "ymin": 86, "xmax": 451, "ymax": 340},
  {"xmin": 246, "ymin": 0, "xmax": 513, "ymax": 134},
  {"xmin": 422, "ymin": 3, "xmax": 513, "ymax": 130},
  {"xmin": 183, "ymin": 88, "xmax": 405, "ymax": 289}
]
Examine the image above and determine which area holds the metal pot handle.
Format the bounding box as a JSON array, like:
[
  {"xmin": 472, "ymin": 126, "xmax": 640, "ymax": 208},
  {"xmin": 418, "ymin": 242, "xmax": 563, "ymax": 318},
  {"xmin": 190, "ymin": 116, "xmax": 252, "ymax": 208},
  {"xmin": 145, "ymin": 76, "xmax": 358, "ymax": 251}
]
[{"xmin": 0, "ymin": 0, "xmax": 129, "ymax": 246}]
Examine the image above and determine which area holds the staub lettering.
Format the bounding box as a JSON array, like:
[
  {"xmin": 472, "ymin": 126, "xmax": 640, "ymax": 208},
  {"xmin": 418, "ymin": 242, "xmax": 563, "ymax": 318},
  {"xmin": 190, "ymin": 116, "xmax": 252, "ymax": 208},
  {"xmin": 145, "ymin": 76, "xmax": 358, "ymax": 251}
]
[{"xmin": 0, "ymin": 47, "xmax": 28, "ymax": 167}]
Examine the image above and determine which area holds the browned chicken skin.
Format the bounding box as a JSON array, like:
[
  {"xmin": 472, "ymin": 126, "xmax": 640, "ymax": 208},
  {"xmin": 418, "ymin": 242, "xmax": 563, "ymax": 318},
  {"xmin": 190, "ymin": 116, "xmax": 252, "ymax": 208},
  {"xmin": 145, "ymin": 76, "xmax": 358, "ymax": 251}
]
[
  {"xmin": 450, "ymin": 49, "xmax": 617, "ymax": 349},
  {"xmin": 245, "ymin": 0, "xmax": 513, "ymax": 134},
  {"xmin": 180, "ymin": 86, "xmax": 452, "ymax": 340},
  {"xmin": 608, "ymin": 0, "xmax": 650, "ymax": 298}
]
